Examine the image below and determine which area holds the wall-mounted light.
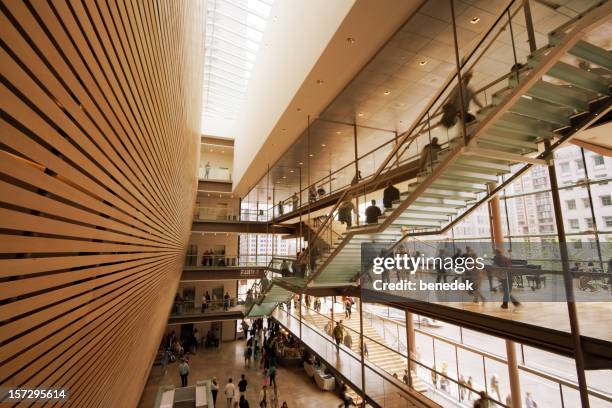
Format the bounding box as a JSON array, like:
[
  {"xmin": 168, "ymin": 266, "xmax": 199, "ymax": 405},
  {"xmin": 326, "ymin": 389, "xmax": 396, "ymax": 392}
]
[
  {"xmin": 419, "ymin": 60, "xmax": 428, "ymax": 66},
  {"xmin": 383, "ymin": 90, "xmax": 391, "ymax": 95},
  {"xmin": 470, "ymin": 17, "xmax": 481, "ymax": 24}
]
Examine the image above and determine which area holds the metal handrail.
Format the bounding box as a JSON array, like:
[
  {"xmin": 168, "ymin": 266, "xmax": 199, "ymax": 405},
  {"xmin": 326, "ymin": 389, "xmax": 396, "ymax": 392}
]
[
  {"xmin": 298, "ymin": 0, "xmax": 522, "ymax": 270},
  {"xmin": 282, "ymin": 306, "xmax": 505, "ymax": 407},
  {"xmin": 362, "ymin": 305, "xmax": 612, "ymax": 403}
]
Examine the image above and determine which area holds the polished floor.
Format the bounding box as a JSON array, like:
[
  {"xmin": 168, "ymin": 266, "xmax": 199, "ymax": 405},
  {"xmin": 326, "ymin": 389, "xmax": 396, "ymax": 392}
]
[{"xmin": 138, "ymin": 339, "xmax": 343, "ymax": 408}]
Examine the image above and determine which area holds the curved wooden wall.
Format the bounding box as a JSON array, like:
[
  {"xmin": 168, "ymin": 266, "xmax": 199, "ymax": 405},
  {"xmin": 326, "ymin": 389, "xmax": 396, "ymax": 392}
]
[{"xmin": 0, "ymin": 0, "xmax": 204, "ymax": 406}]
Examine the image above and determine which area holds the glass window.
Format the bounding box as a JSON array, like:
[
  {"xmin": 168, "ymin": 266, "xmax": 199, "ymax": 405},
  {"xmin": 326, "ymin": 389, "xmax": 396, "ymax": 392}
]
[
  {"xmin": 559, "ymin": 162, "xmax": 571, "ymax": 173},
  {"xmin": 604, "ymin": 217, "xmax": 612, "ymax": 228},
  {"xmin": 601, "ymin": 195, "xmax": 612, "ymax": 206},
  {"xmin": 593, "ymin": 155, "xmax": 605, "ymax": 166},
  {"xmin": 585, "ymin": 218, "xmax": 594, "ymax": 229},
  {"xmin": 565, "ymin": 199, "xmax": 576, "ymax": 210},
  {"xmin": 569, "ymin": 219, "xmax": 579, "ymax": 229},
  {"xmin": 582, "ymin": 198, "xmax": 590, "ymax": 209},
  {"xmin": 575, "ymin": 159, "xmax": 584, "ymax": 170}
]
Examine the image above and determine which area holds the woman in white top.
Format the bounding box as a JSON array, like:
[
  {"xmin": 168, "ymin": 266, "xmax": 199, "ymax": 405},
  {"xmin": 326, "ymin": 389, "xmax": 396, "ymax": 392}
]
[{"xmin": 224, "ymin": 378, "xmax": 236, "ymax": 408}]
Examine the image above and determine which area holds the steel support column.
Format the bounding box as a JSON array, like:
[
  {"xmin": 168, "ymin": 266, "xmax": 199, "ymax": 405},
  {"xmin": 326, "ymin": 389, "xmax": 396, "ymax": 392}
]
[
  {"xmin": 545, "ymin": 141, "xmax": 590, "ymax": 408},
  {"xmin": 359, "ymin": 293, "xmax": 366, "ymax": 406},
  {"xmin": 489, "ymin": 182, "xmax": 522, "ymax": 408},
  {"xmin": 405, "ymin": 310, "xmax": 415, "ymax": 388}
]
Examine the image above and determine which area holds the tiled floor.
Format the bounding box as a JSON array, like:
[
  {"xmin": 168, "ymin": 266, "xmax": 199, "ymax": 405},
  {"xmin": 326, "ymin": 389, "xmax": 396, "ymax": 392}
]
[{"xmin": 138, "ymin": 340, "xmax": 343, "ymax": 408}]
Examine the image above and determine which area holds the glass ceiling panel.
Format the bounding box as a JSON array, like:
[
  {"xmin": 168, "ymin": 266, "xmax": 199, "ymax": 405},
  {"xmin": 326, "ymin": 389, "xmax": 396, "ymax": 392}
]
[{"xmin": 202, "ymin": 0, "xmax": 274, "ymax": 130}]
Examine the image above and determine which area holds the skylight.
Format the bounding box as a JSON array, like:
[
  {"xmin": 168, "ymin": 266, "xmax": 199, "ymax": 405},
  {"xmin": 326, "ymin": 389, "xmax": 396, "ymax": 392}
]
[{"xmin": 201, "ymin": 0, "xmax": 274, "ymax": 136}]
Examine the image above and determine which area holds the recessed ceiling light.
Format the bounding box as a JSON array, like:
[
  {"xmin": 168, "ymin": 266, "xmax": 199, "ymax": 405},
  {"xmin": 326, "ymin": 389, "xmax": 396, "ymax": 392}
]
[
  {"xmin": 210, "ymin": 149, "xmax": 214, "ymax": 152},
  {"xmin": 221, "ymin": 150, "xmax": 225, "ymax": 153},
  {"xmin": 309, "ymin": 154, "xmax": 313, "ymax": 157},
  {"xmin": 346, "ymin": 36, "xmax": 356, "ymax": 44},
  {"xmin": 282, "ymin": 176, "xmax": 287, "ymax": 179},
  {"xmin": 470, "ymin": 17, "xmax": 481, "ymax": 24},
  {"xmin": 358, "ymin": 112, "xmax": 364, "ymax": 117},
  {"xmin": 299, "ymin": 162, "xmax": 303, "ymax": 165},
  {"xmin": 383, "ymin": 90, "xmax": 391, "ymax": 95},
  {"xmin": 290, "ymin": 170, "xmax": 294, "ymax": 173},
  {"xmin": 335, "ymin": 131, "xmax": 342, "ymax": 135},
  {"xmin": 321, "ymin": 144, "xmax": 326, "ymax": 147},
  {"xmin": 219, "ymin": 194, "xmax": 222, "ymax": 198},
  {"xmin": 419, "ymin": 60, "xmax": 428, "ymax": 66},
  {"xmin": 207, "ymin": 193, "xmax": 210, "ymax": 197},
  {"xmin": 316, "ymin": 79, "xmax": 324, "ymax": 85}
]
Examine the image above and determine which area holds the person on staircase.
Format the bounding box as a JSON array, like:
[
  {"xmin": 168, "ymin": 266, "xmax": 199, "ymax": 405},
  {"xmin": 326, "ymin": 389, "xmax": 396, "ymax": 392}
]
[
  {"xmin": 343, "ymin": 331, "xmax": 353, "ymax": 350},
  {"xmin": 365, "ymin": 200, "xmax": 382, "ymax": 224},
  {"xmin": 333, "ymin": 321, "xmax": 344, "ymax": 352},
  {"xmin": 440, "ymin": 70, "xmax": 483, "ymax": 129},
  {"xmin": 418, "ymin": 137, "xmax": 442, "ymax": 172},
  {"xmin": 382, "ymin": 182, "xmax": 400, "ymax": 209},
  {"xmin": 338, "ymin": 196, "xmax": 356, "ymax": 228},
  {"xmin": 344, "ymin": 297, "xmax": 352, "ymax": 319}
]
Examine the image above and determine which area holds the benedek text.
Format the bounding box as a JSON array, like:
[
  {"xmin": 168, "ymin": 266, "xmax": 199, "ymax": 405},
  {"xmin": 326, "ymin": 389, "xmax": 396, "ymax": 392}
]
[{"xmin": 373, "ymin": 280, "xmax": 474, "ymax": 291}]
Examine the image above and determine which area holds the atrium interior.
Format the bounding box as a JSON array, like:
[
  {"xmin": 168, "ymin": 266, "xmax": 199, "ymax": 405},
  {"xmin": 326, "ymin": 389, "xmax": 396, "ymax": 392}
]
[{"xmin": 1, "ymin": 0, "xmax": 611, "ymax": 407}]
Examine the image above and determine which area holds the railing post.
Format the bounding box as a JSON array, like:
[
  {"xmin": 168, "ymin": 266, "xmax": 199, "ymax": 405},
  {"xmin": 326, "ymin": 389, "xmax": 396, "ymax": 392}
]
[
  {"xmin": 522, "ymin": 0, "xmax": 537, "ymax": 53},
  {"xmin": 449, "ymin": 0, "xmax": 468, "ymax": 144},
  {"xmin": 545, "ymin": 140, "xmax": 590, "ymax": 408}
]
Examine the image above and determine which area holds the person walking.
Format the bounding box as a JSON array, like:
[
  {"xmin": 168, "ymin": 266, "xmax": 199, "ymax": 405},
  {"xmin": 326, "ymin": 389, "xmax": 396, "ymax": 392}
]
[
  {"xmin": 211, "ymin": 377, "xmax": 219, "ymax": 406},
  {"xmin": 205, "ymin": 161, "xmax": 211, "ymax": 179},
  {"xmin": 382, "ymin": 182, "xmax": 400, "ymax": 209},
  {"xmin": 245, "ymin": 345, "xmax": 253, "ymax": 368},
  {"xmin": 333, "ymin": 321, "xmax": 344, "ymax": 352},
  {"xmin": 493, "ymin": 249, "xmax": 520, "ymax": 309},
  {"xmin": 525, "ymin": 392, "xmax": 538, "ymax": 408},
  {"xmin": 178, "ymin": 358, "xmax": 189, "ymax": 387},
  {"xmin": 161, "ymin": 348, "xmax": 171, "ymax": 375},
  {"xmin": 225, "ymin": 378, "xmax": 236, "ymax": 408},
  {"xmin": 337, "ymin": 384, "xmax": 356, "ymax": 407},
  {"xmin": 440, "ymin": 70, "xmax": 483, "ymax": 129},
  {"xmin": 238, "ymin": 374, "xmax": 248, "ymax": 398},
  {"xmin": 224, "ymin": 292, "xmax": 231, "ymax": 311},
  {"xmin": 338, "ymin": 196, "xmax": 357, "ymax": 228},
  {"xmin": 259, "ymin": 385, "xmax": 268, "ymax": 408},
  {"xmin": 344, "ymin": 298, "xmax": 352, "ymax": 319},
  {"xmin": 268, "ymin": 364, "xmax": 277, "ymax": 389},
  {"xmin": 239, "ymin": 395, "xmax": 250, "ymax": 408},
  {"xmin": 365, "ymin": 200, "xmax": 381, "ymax": 224},
  {"xmin": 343, "ymin": 332, "xmax": 353, "ymax": 350},
  {"xmin": 418, "ymin": 137, "xmax": 442, "ymax": 171},
  {"xmin": 473, "ymin": 391, "xmax": 490, "ymax": 408}
]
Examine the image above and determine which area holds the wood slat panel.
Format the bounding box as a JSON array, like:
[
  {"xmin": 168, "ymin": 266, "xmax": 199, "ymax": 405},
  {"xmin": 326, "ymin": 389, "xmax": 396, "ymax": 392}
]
[{"xmin": 0, "ymin": 0, "xmax": 204, "ymax": 406}]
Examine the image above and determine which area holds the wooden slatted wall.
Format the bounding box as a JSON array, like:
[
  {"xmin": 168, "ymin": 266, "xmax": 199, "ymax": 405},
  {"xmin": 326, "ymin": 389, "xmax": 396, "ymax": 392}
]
[{"xmin": 0, "ymin": 0, "xmax": 204, "ymax": 406}]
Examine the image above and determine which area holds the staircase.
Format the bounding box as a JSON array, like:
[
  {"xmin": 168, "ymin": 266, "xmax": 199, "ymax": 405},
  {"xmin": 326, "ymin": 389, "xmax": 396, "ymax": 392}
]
[
  {"xmin": 304, "ymin": 3, "xmax": 612, "ymax": 288},
  {"xmin": 302, "ymin": 306, "xmax": 428, "ymax": 393},
  {"xmin": 246, "ymin": 1, "xmax": 612, "ymax": 317}
]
